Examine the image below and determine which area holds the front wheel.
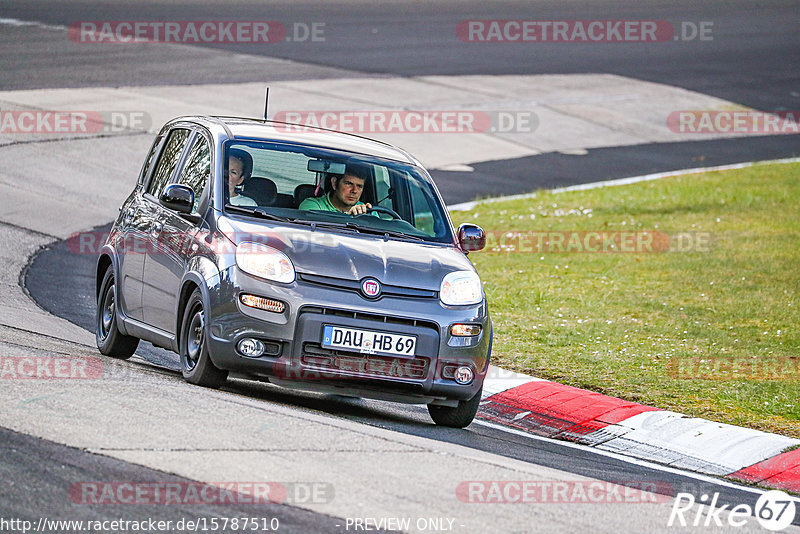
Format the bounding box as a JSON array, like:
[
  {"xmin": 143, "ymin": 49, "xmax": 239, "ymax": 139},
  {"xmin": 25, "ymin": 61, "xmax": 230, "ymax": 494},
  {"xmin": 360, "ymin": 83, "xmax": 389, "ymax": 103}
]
[
  {"xmin": 96, "ymin": 268, "xmax": 139, "ymax": 359},
  {"xmin": 180, "ymin": 289, "xmax": 228, "ymax": 388},
  {"xmin": 427, "ymin": 388, "xmax": 482, "ymax": 428}
]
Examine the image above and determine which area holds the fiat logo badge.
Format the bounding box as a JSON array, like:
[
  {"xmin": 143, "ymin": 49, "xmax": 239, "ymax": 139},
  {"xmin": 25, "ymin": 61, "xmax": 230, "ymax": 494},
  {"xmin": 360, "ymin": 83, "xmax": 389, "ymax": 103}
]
[{"xmin": 361, "ymin": 278, "xmax": 381, "ymax": 298}]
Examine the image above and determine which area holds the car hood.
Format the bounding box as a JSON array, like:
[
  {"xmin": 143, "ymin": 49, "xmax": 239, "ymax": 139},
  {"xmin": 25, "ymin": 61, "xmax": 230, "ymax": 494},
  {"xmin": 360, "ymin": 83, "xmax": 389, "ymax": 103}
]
[{"xmin": 221, "ymin": 216, "xmax": 476, "ymax": 291}]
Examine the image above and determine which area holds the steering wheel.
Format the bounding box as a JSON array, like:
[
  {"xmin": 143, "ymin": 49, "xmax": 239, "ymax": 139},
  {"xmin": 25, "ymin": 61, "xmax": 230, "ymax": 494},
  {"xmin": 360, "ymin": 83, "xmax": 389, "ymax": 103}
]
[{"xmin": 358, "ymin": 206, "xmax": 402, "ymax": 220}]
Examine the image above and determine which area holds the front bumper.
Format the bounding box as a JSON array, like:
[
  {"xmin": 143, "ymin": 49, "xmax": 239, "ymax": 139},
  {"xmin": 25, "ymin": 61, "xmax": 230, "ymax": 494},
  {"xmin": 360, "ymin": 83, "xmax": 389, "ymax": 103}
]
[{"xmin": 205, "ymin": 267, "xmax": 490, "ymax": 403}]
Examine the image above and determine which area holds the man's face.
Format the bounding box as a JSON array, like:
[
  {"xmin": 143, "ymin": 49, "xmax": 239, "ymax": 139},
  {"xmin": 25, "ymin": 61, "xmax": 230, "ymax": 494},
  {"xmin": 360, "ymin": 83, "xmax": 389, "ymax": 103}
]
[{"xmin": 332, "ymin": 174, "xmax": 365, "ymax": 209}]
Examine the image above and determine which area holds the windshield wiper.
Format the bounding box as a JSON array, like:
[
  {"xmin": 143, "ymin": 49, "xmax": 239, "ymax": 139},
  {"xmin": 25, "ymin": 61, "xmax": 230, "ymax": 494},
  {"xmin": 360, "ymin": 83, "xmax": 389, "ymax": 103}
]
[
  {"xmin": 310, "ymin": 221, "xmax": 362, "ymax": 233},
  {"xmin": 225, "ymin": 205, "xmax": 292, "ymax": 222},
  {"xmin": 345, "ymin": 223, "xmax": 425, "ymax": 241}
]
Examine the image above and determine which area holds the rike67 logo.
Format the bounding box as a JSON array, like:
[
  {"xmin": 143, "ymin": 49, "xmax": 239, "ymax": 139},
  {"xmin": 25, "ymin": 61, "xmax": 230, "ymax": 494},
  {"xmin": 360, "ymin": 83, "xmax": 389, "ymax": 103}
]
[{"xmin": 668, "ymin": 490, "xmax": 797, "ymax": 531}]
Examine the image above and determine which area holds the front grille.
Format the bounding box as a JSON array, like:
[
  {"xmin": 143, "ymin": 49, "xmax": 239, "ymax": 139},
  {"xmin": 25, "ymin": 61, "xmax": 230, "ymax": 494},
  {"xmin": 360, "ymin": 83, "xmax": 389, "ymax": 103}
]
[
  {"xmin": 301, "ymin": 342, "xmax": 429, "ymax": 380},
  {"xmin": 300, "ymin": 306, "xmax": 440, "ymax": 332}
]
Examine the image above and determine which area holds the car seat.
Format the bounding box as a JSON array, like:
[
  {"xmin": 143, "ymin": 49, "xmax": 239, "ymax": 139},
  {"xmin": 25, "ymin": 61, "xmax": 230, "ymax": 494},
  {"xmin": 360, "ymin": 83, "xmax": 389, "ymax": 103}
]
[
  {"xmin": 294, "ymin": 183, "xmax": 322, "ymax": 207},
  {"xmin": 242, "ymin": 177, "xmax": 277, "ymax": 206}
]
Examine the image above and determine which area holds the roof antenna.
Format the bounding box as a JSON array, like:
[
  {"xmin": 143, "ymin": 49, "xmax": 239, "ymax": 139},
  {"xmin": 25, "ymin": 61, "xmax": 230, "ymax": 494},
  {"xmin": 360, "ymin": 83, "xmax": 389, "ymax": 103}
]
[{"xmin": 263, "ymin": 86, "xmax": 270, "ymax": 121}]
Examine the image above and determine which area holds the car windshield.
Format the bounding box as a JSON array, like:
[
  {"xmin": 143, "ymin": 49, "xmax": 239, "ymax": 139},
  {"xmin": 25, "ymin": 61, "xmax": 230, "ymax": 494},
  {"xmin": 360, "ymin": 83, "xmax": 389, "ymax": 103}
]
[{"xmin": 221, "ymin": 140, "xmax": 454, "ymax": 244}]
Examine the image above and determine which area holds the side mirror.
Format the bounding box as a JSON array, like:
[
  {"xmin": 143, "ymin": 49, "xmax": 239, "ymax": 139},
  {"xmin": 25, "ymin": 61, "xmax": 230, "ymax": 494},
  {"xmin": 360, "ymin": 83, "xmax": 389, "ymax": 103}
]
[
  {"xmin": 160, "ymin": 183, "xmax": 194, "ymax": 214},
  {"xmin": 457, "ymin": 223, "xmax": 486, "ymax": 252}
]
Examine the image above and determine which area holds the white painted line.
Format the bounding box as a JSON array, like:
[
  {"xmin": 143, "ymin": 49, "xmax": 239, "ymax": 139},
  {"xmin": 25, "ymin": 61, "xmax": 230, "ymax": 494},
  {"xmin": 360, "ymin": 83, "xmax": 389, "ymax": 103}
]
[
  {"xmin": 448, "ymin": 156, "xmax": 800, "ymax": 211},
  {"xmin": 0, "ymin": 17, "xmax": 65, "ymax": 31}
]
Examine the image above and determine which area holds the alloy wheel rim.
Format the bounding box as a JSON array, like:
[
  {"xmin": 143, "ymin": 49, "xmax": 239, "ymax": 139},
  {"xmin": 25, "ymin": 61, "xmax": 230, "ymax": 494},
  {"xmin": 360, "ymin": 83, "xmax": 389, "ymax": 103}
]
[
  {"xmin": 185, "ymin": 306, "xmax": 204, "ymax": 370},
  {"xmin": 100, "ymin": 284, "xmax": 114, "ymax": 340}
]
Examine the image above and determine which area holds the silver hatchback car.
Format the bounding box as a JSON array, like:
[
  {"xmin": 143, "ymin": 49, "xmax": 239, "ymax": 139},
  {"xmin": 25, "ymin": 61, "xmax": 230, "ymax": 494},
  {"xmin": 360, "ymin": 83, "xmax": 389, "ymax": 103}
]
[{"xmin": 96, "ymin": 116, "xmax": 491, "ymax": 427}]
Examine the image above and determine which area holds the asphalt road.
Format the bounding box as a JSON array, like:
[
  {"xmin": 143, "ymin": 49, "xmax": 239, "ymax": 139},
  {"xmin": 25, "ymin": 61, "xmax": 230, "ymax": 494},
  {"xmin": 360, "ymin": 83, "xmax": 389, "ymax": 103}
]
[
  {"xmin": 22, "ymin": 221, "xmax": 793, "ymax": 528},
  {"xmin": 3, "ymin": 0, "xmax": 798, "ymax": 530},
  {"xmin": 1, "ymin": 0, "xmax": 798, "ymax": 113},
  {"xmin": 0, "ymin": 427, "xmax": 352, "ymax": 533},
  {"xmin": 1, "ymin": 0, "xmax": 797, "ymax": 204}
]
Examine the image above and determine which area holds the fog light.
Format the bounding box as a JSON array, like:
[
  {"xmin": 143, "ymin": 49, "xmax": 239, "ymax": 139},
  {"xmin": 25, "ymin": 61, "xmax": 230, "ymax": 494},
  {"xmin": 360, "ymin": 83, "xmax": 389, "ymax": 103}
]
[
  {"xmin": 450, "ymin": 324, "xmax": 481, "ymax": 337},
  {"xmin": 240, "ymin": 294, "xmax": 285, "ymax": 313},
  {"xmin": 454, "ymin": 366, "xmax": 474, "ymax": 385},
  {"xmin": 238, "ymin": 338, "xmax": 265, "ymax": 358}
]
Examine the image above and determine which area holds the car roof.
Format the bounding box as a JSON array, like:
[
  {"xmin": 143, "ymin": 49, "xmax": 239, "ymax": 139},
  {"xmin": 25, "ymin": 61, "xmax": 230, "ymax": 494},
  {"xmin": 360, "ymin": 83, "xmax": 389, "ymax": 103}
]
[{"xmin": 174, "ymin": 116, "xmax": 418, "ymax": 165}]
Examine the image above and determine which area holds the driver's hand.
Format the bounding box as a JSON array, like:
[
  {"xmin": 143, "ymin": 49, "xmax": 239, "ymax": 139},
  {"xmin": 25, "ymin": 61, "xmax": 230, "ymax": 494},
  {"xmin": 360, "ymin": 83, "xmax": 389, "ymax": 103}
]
[{"xmin": 347, "ymin": 203, "xmax": 372, "ymax": 216}]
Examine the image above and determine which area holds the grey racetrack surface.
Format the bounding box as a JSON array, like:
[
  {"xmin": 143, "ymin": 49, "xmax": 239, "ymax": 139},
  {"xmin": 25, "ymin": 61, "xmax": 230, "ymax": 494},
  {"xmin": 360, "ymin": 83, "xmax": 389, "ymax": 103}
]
[{"xmin": 3, "ymin": 1, "xmax": 799, "ymax": 531}]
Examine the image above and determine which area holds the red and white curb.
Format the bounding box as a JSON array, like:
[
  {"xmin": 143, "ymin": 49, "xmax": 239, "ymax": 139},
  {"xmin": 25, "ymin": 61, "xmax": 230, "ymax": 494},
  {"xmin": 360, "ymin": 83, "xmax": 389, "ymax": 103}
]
[{"xmin": 478, "ymin": 366, "xmax": 800, "ymax": 492}]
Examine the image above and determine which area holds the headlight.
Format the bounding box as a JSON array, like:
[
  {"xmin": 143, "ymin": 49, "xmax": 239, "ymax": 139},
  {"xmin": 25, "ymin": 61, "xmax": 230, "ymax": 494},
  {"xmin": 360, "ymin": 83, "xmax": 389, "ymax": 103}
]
[
  {"xmin": 235, "ymin": 242, "xmax": 295, "ymax": 283},
  {"xmin": 440, "ymin": 270, "xmax": 483, "ymax": 306}
]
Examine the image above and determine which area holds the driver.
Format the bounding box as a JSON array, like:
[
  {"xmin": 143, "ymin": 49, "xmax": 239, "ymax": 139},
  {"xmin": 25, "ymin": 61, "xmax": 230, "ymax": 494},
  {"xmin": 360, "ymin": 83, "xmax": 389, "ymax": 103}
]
[{"xmin": 299, "ymin": 162, "xmax": 373, "ymax": 215}]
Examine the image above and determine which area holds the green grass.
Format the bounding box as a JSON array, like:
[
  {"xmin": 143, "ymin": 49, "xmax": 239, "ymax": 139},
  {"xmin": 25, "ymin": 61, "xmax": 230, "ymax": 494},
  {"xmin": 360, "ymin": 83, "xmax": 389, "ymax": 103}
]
[{"xmin": 451, "ymin": 162, "xmax": 800, "ymax": 437}]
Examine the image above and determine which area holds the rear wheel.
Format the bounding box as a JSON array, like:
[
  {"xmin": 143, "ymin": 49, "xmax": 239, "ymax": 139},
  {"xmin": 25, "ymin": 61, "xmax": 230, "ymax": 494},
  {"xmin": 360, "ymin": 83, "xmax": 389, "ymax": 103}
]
[
  {"xmin": 96, "ymin": 268, "xmax": 139, "ymax": 359},
  {"xmin": 180, "ymin": 289, "xmax": 228, "ymax": 388},
  {"xmin": 427, "ymin": 388, "xmax": 482, "ymax": 428}
]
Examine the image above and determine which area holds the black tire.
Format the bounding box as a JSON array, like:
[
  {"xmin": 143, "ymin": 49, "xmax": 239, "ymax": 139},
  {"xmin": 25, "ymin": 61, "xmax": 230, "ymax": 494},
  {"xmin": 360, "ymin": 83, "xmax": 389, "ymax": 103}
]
[
  {"xmin": 427, "ymin": 388, "xmax": 482, "ymax": 428},
  {"xmin": 96, "ymin": 268, "xmax": 139, "ymax": 359},
  {"xmin": 179, "ymin": 289, "xmax": 228, "ymax": 388}
]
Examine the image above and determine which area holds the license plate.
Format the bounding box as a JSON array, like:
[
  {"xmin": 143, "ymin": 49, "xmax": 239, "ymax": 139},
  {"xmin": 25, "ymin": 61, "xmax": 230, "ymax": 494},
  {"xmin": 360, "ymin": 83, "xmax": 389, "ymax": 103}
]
[{"xmin": 321, "ymin": 325, "xmax": 416, "ymax": 357}]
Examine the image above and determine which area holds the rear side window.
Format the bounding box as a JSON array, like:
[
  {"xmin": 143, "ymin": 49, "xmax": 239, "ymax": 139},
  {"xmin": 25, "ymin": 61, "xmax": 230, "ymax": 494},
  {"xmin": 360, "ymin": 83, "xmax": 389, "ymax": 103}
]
[
  {"xmin": 177, "ymin": 135, "xmax": 211, "ymax": 213},
  {"xmin": 147, "ymin": 128, "xmax": 190, "ymax": 197}
]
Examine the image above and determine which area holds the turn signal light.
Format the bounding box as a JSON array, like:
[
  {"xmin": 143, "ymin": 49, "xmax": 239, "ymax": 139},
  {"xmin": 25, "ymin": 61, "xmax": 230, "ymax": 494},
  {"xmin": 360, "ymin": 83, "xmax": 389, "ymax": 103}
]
[
  {"xmin": 240, "ymin": 294, "xmax": 285, "ymax": 313},
  {"xmin": 450, "ymin": 324, "xmax": 481, "ymax": 337}
]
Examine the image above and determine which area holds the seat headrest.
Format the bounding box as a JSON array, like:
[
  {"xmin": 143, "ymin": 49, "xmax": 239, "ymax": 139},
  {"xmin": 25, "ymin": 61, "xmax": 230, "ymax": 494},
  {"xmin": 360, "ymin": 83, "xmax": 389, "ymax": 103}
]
[
  {"xmin": 243, "ymin": 177, "xmax": 277, "ymax": 205},
  {"xmin": 294, "ymin": 183, "xmax": 320, "ymax": 207}
]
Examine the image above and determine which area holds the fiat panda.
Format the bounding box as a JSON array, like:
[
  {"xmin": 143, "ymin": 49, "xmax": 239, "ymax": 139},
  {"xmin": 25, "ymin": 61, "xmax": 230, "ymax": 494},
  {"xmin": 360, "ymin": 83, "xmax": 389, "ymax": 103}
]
[{"xmin": 96, "ymin": 116, "xmax": 490, "ymax": 427}]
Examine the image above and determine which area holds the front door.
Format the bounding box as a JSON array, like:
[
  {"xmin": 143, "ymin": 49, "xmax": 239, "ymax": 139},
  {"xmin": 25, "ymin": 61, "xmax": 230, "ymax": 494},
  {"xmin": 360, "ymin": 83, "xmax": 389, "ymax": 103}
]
[{"xmin": 142, "ymin": 130, "xmax": 211, "ymax": 335}]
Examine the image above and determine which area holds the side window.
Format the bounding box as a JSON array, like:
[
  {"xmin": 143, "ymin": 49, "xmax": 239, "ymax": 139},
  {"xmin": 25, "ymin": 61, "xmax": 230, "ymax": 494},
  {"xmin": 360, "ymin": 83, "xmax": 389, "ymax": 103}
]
[
  {"xmin": 147, "ymin": 128, "xmax": 190, "ymax": 197},
  {"xmin": 374, "ymin": 166, "xmax": 392, "ymax": 208},
  {"xmin": 408, "ymin": 178, "xmax": 436, "ymax": 236},
  {"xmin": 178, "ymin": 135, "xmax": 211, "ymax": 213},
  {"xmin": 137, "ymin": 134, "xmax": 164, "ymax": 186}
]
